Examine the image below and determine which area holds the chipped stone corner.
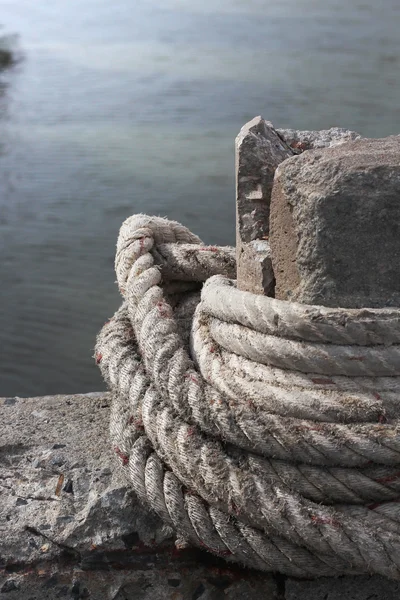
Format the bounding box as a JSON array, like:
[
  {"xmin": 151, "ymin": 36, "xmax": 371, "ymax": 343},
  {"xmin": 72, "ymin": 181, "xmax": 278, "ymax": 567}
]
[{"xmin": 235, "ymin": 116, "xmax": 293, "ymax": 295}]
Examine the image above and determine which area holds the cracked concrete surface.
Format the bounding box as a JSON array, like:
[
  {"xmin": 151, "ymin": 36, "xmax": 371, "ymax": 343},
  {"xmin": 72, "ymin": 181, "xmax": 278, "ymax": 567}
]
[{"xmin": 1, "ymin": 394, "xmax": 398, "ymax": 599}]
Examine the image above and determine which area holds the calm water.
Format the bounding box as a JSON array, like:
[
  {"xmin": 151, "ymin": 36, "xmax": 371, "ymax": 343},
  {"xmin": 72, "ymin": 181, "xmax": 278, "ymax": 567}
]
[{"xmin": 1, "ymin": 0, "xmax": 400, "ymax": 397}]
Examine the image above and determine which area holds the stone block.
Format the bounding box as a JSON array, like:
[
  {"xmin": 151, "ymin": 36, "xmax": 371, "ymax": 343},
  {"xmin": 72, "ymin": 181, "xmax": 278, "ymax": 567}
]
[
  {"xmin": 0, "ymin": 563, "xmax": 279, "ymax": 600},
  {"xmin": 237, "ymin": 239, "xmax": 275, "ymax": 295},
  {"xmin": 269, "ymin": 136, "xmax": 400, "ymax": 308},
  {"xmin": 285, "ymin": 575, "xmax": 400, "ymax": 600},
  {"xmin": 236, "ymin": 116, "xmax": 293, "ymax": 294},
  {"xmin": 276, "ymin": 126, "xmax": 362, "ymax": 152}
]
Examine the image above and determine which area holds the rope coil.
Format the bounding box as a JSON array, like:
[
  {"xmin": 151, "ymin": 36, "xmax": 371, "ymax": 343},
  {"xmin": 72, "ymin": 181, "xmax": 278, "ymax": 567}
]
[{"xmin": 96, "ymin": 214, "xmax": 400, "ymax": 578}]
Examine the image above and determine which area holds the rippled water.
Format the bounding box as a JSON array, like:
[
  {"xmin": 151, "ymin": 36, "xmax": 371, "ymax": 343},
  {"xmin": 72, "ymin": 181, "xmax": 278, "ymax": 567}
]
[{"xmin": 1, "ymin": 0, "xmax": 400, "ymax": 397}]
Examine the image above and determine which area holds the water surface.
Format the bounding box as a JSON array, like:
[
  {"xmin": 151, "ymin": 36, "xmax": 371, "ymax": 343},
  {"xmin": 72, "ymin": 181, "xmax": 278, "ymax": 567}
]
[{"xmin": 1, "ymin": 0, "xmax": 400, "ymax": 396}]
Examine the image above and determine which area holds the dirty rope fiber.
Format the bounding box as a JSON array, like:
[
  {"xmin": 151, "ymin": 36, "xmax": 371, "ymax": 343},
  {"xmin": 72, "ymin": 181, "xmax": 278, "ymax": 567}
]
[{"xmin": 96, "ymin": 214, "xmax": 400, "ymax": 579}]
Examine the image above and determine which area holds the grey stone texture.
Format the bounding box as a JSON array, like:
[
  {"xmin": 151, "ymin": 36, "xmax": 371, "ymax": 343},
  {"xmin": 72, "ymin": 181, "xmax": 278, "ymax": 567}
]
[
  {"xmin": 236, "ymin": 116, "xmax": 293, "ymax": 294},
  {"xmin": 237, "ymin": 239, "xmax": 275, "ymax": 296},
  {"xmin": 270, "ymin": 136, "xmax": 400, "ymax": 308},
  {"xmin": 0, "ymin": 393, "xmax": 171, "ymax": 565},
  {"xmin": 276, "ymin": 126, "xmax": 362, "ymax": 152},
  {"xmin": 0, "ymin": 563, "xmax": 278, "ymax": 600},
  {"xmin": 285, "ymin": 575, "xmax": 400, "ymax": 600}
]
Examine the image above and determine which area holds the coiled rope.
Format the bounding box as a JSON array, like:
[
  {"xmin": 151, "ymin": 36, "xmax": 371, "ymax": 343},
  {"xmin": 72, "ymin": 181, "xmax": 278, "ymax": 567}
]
[{"xmin": 96, "ymin": 214, "xmax": 400, "ymax": 578}]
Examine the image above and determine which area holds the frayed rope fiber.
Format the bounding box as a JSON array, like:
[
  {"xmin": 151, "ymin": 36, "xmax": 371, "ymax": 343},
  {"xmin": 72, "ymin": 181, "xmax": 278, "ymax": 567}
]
[{"xmin": 96, "ymin": 214, "xmax": 400, "ymax": 578}]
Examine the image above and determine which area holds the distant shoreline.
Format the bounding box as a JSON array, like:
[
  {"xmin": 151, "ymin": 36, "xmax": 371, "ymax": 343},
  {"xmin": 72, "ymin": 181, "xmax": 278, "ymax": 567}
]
[{"xmin": 0, "ymin": 34, "xmax": 17, "ymax": 69}]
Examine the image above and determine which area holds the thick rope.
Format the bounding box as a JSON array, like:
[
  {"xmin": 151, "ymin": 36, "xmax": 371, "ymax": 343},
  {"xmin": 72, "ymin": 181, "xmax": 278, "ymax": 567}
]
[{"xmin": 96, "ymin": 214, "xmax": 400, "ymax": 579}]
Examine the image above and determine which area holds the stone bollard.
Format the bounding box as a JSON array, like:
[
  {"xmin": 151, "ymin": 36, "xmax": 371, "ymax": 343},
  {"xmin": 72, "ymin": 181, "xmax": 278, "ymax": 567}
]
[
  {"xmin": 269, "ymin": 136, "xmax": 400, "ymax": 308},
  {"xmin": 235, "ymin": 117, "xmax": 362, "ymax": 297}
]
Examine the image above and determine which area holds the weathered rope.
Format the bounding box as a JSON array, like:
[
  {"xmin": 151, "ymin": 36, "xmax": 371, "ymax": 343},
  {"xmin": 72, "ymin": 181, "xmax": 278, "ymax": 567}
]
[{"xmin": 96, "ymin": 214, "xmax": 400, "ymax": 579}]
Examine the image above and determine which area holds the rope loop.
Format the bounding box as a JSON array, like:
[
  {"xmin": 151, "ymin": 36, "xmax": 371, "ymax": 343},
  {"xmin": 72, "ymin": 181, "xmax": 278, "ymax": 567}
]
[{"xmin": 96, "ymin": 214, "xmax": 400, "ymax": 579}]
